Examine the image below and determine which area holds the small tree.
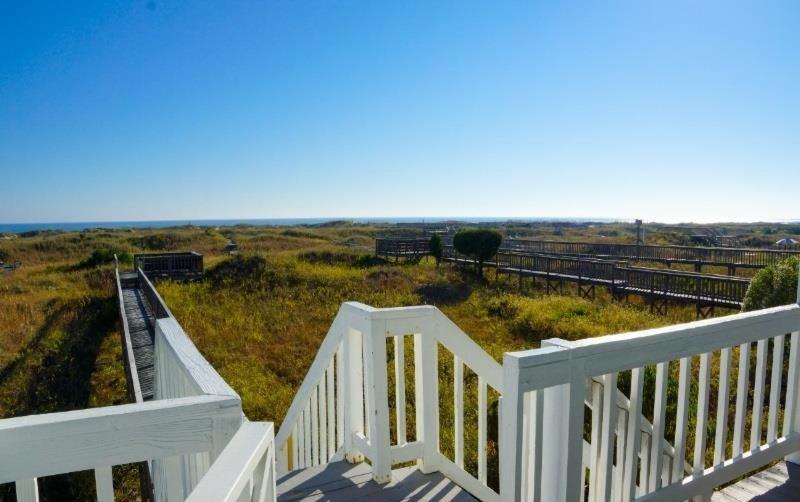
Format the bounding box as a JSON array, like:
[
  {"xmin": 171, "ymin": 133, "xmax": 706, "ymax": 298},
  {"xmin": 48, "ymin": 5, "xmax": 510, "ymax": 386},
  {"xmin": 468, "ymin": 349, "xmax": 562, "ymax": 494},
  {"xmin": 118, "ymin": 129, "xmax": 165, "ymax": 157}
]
[
  {"xmin": 429, "ymin": 234, "xmax": 443, "ymax": 267},
  {"xmin": 453, "ymin": 229, "xmax": 502, "ymax": 276},
  {"xmin": 742, "ymin": 257, "xmax": 799, "ymax": 311}
]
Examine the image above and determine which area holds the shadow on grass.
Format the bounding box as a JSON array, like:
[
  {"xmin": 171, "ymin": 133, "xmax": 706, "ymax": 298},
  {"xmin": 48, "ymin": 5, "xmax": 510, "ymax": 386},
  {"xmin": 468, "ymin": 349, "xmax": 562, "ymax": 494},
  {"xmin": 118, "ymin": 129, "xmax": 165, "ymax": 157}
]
[{"xmin": 0, "ymin": 295, "xmax": 119, "ymax": 501}]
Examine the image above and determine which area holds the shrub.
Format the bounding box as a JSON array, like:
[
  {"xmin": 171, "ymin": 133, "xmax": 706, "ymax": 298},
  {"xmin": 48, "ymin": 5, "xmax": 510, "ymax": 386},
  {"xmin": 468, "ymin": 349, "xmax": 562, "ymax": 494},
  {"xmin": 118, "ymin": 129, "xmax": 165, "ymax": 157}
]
[
  {"xmin": 742, "ymin": 257, "xmax": 799, "ymax": 311},
  {"xmin": 298, "ymin": 250, "xmax": 385, "ymax": 268},
  {"xmin": 453, "ymin": 229, "xmax": 502, "ymax": 276},
  {"xmin": 130, "ymin": 233, "xmax": 184, "ymax": 251},
  {"xmin": 207, "ymin": 254, "xmax": 268, "ymax": 285},
  {"xmin": 77, "ymin": 248, "xmax": 131, "ymax": 269},
  {"xmin": 429, "ymin": 234, "xmax": 443, "ymax": 267}
]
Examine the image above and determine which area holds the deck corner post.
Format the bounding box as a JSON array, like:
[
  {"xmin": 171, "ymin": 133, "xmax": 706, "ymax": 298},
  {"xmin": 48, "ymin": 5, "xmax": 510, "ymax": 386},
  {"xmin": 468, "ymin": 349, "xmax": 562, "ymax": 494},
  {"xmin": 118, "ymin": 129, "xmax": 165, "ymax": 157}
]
[
  {"xmin": 364, "ymin": 317, "xmax": 392, "ymax": 484},
  {"xmin": 414, "ymin": 330, "xmax": 439, "ymax": 475},
  {"xmin": 343, "ymin": 324, "xmax": 365, "ymax": 464},
  {"xmin": 499, "ymin": 354, "xmax": 523, "ymax": 502},
  {"xmin": 540, "ymin": 339, "xmax": 585, "ymax": 502}
]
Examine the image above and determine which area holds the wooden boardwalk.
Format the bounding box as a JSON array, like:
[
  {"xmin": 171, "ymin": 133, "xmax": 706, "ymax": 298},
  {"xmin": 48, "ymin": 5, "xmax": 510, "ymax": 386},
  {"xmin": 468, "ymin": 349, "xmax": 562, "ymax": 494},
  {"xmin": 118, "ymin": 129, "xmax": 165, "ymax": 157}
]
[
  {"xmin": 712, "ymin": 461, "xmax": 799, "ymax": 501},
  {"xmin": 504, "ymin": 239, "xmax": 800, "ymax": 274},
  {"xmin": 277, "ymin": 461, "xmax": 475, "ymax": 501},
  {"xmin": 121, "ymin": 286, "xmax": 156, "ymax": 401},
  {"xmin": 444, "ymin": 247, "xmax": 750, "ymax": 315}
]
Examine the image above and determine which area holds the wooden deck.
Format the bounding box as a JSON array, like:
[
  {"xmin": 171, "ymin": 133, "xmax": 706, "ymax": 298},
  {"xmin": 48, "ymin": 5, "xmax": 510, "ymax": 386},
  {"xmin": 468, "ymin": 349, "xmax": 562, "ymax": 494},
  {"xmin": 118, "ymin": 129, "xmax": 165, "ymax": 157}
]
[
  {"xmin": 121, "ymin": 286, "xmax": 156, "ymax": 400},
  {"xmin": 712, "ymin": 461, "xmax": 799, "ymax": 501},
  {"xmin": 277, "ymin": 461, "xmax": 475, "ymax": 501}
]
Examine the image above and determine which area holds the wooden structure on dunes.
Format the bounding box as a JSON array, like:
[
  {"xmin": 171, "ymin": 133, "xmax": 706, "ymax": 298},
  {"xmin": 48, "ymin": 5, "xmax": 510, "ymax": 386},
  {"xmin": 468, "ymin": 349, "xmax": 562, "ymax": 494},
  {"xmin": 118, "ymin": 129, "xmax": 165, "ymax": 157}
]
[
  {"xmin": 133, "ymin": 251, "xmax": 203, "ymax": 281},
  {"xmin": 375, "ymin": 238, "xmax": 430, "ymax": 262},
  {"xmin": 504, "ymin": 239, "xmax": 800, "ymax": 275},
  {"xmin": 444, "ymin": 247, "xmax": 750, "ymax": 316}
]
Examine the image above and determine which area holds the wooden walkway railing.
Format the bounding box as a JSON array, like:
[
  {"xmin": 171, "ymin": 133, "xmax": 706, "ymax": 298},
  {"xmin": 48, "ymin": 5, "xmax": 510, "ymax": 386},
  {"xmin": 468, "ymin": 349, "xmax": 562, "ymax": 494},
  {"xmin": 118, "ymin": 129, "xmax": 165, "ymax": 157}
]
[
  {"xmin": 501, "ymin": 301, "xmax": 800, "ymax": 501},
  {"xmin": 0, "ymin": 262, "xmax": 275, "ymax": 502},
  {"xmin": 504, "ymin": 239, "xmax": 800, "ymax": 273},
  {"xmin": 134, "ymin": 252, "xmax": 203, "ymax": 280},
  {"xmin": 444, "ymin": 247, "xmax": 750, "ymax": 315},
  {"xmin": 375, "ymin": 238, "xmax": 430, "ymax": 261}
]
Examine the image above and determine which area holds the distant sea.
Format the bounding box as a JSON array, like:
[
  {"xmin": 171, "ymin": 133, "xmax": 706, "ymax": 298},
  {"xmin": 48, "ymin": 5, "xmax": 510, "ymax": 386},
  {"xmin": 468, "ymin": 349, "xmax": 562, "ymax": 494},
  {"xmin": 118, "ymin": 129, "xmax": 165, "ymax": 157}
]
[{"xmin": 0, "ymin": 217, "xmax": 620, "ymax": 234}]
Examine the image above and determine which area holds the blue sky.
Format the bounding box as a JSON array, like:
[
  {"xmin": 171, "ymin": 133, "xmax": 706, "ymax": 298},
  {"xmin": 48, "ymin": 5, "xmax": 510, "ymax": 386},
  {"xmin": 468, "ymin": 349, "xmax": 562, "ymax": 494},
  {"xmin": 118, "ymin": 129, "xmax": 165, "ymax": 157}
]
[{"xmin": 1, "ymin": 1, "xmax": 798, "ymax": 223}]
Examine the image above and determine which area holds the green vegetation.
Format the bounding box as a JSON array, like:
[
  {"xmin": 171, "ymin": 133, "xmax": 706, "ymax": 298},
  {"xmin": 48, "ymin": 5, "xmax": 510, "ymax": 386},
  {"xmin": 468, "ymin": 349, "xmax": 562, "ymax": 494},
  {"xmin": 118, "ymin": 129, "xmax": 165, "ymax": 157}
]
[
  {"xmin": 76, "ymin": 247, "xmax": 132, "ymax": 269},
  {"xmin": 742, "ymin": 257, "xmax": 799, "ymax": 311},
  {"xmin": 429, "ymin": 234, "xmax": 443, "ymax": 267},
  {"xmin": 453, "ymin": 229, "xmax": 502, "ymax": 276}
]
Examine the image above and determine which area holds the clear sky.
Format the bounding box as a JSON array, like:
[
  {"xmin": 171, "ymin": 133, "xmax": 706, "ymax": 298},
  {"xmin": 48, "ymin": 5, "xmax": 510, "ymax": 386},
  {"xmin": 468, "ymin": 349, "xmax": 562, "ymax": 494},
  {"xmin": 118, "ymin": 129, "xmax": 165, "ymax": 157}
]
[{"xmin": 1, "ymin": 1, "xmax": 798, "ymax": 224}]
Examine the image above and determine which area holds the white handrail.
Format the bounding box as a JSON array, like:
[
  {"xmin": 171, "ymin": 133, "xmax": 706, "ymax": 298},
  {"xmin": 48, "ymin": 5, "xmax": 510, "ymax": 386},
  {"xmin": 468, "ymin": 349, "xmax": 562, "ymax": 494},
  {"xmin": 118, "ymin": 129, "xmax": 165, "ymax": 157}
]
[
  {"xmin": 502, "ymin": 301, "xmax": 800, "ymax": 501},
  {"xmin": 186, "ymin": 421, "xmax": 276, "ymax": 502},
  {"xmin": 274, "ymin": 301, "xmax": 504, "ymax": 500}
]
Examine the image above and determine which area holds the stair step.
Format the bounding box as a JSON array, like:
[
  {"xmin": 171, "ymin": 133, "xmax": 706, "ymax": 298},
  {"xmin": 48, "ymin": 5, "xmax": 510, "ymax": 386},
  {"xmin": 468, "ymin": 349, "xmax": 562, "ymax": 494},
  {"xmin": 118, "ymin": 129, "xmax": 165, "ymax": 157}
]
[{"xmin": 277, "ymin": 461, "xmax": 476, "ymax": 501}]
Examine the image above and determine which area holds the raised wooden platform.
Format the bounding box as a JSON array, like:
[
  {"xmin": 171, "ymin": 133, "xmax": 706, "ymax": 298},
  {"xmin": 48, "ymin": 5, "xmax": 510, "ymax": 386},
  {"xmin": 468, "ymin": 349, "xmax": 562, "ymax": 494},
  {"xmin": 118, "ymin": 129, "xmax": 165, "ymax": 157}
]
[
  {"xmin": 277, "ymin": 461, "xmax": 475, "ymax": 501},
  {"xmin": 712, "ymin": 461, "xmax": 799, "ymax": 501}
]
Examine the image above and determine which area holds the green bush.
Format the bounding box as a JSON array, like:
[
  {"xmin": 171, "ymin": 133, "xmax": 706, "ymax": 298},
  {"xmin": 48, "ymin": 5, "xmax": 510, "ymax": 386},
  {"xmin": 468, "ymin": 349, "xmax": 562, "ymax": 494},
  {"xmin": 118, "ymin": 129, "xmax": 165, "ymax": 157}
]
[
  {"xmin": 77, "ymin": 248, "xmax": 131, "ymax": 269},
  {"xmin": 742, "ymin": 257, "xmax": 799, "ymax": 311},
  {"xmin": 298, "ymin": 250, "xmax": 385, "ymax": 268},
  {"xmin": 130, "ymin": 232, "xmax": 185, "ymax": 251},
  {"xmin": 429, "ymin": 234, "xmax": 443, "ymax": 267},
  {"xmin": 453, "ymin": 229, "xmax": 502, "ymax": 276}
]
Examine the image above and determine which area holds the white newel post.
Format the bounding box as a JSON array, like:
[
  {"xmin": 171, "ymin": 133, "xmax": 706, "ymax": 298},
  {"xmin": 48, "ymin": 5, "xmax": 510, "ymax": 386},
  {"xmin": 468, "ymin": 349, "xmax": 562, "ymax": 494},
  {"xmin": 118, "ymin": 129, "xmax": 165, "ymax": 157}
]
[
  {"xmin": 415, "ymin": 331, "xmax": 439, "ymax": 474},
  {"xmin": 364, "ymin": 317, "xmax": 392, "ymax": 483},
  {"xmin": 540, "ymin": 339, "xmax": 585, "ymax": 502},
  {"xmin": 15, "ymin": 479, "xmax": 39, "ymax": 502},
  {"xmin": 786, "ymin": 266, "xmax": 800, "ymax": 464},
  {"xmin": 343, "ymin": 325, "xmax": 365, "ymax": 464},
  {"xmin": 499, "ymin": 353, "xmax": 524, "ymax": 501}
]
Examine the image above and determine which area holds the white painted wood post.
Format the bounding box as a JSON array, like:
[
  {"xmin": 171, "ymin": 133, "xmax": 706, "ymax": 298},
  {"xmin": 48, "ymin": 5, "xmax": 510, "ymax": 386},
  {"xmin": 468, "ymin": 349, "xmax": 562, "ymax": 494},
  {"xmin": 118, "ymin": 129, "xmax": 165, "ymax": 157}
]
[
  {"xmin": 364, "ymin": 317, "xmax": 392, "ymax": 483},
  {"xmin": 787, "ymin": 265, "xmax": 800, "ymax": 464},
  {"xmin": 15, "ymin": 479, "xmax": 39, "ymax": 502},
  {"xmin": 343, "ymin": 326, "xmax": 365, "ymax": 463},
  {"xmin": 414, "ymin": 332, "xmax": 439, "ymax": 474},
  {"xmin": 95, "ymin": 466, "xmax": 114, "ymax": 502},
  {"xmin": 500, "ymin": 353, "xmax": 525, "ymax": 501},
  {"xmin": 540, "ymin": 339, "xmax": 586, "ymax": 502}
]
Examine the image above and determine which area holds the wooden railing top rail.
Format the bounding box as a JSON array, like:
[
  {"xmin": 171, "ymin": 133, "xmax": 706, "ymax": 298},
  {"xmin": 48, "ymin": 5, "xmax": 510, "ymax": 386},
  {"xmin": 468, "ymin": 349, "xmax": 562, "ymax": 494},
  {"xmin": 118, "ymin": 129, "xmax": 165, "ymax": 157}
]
[
  {"xmin": 0, "ymin": 395, "xmax": 240, "ymax": 484},
  {"xmin": 620, "ymin": 265, "xmax": 752, "ymax": 282},
  {"xmin": 156, "ymin": 317, "xmax": 239, "ymax": 399},
  {"xmin": 138, "ymin": 267, "xmax": 175, "ymax": 319}
]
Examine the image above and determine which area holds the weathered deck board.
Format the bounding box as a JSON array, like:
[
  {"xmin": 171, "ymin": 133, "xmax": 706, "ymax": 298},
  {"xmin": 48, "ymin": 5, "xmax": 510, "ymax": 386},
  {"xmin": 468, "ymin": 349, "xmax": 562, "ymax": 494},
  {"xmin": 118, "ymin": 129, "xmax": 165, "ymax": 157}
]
[
  {"xmin": 277, "ymin": 461, "xmax": 476, "ymax": 501},
  {"xmin": 122, "ymin": 287, "xmax": 156, "ymax": 401},
  {"xmin": 712, "ymin": 461, "xmax": 800, "ymax": 501}
]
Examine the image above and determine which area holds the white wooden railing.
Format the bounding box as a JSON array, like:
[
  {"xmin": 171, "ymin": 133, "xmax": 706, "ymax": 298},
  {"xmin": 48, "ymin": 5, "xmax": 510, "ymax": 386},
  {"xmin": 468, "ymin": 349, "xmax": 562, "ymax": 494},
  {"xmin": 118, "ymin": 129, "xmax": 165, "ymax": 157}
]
[
  {"xmin": 501, "ymin": 300, "xmax": 800, "ymax": 501},
  {"xmin": 0, "ymin": 267, "xmax": 276, "ymax": 502},
  {"xmin": 274, "ymin": 302, "xmax": 504, "ymax": 501}
]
